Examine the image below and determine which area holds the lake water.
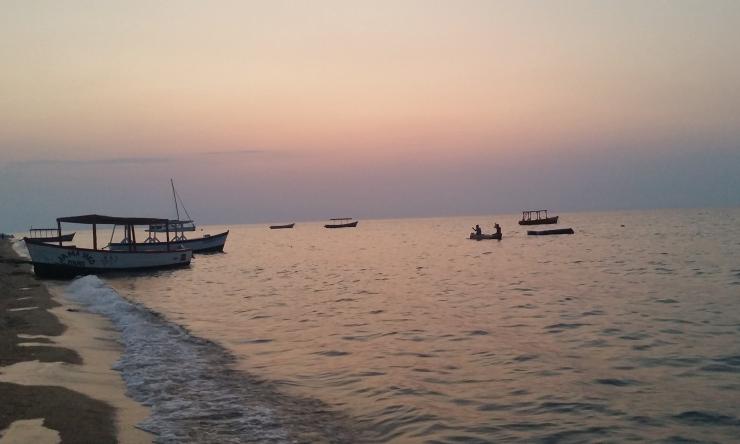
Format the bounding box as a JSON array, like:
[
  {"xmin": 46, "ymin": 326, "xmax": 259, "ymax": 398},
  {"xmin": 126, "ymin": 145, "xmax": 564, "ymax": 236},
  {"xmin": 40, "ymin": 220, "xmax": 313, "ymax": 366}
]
[{"xmin": 51, "ymin": 208, "xmax": 740, "ymax": 443}]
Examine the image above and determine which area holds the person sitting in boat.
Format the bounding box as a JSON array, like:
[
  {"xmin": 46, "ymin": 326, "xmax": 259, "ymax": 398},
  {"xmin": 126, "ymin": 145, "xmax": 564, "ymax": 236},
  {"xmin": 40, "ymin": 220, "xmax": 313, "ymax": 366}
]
[
  {"xmin": 473, "ymin": 224, "xmax": 482, "ymax": 236},
  {"xmin": 494, "ymin": 223, "xmax": 501, "ymax": 235}
]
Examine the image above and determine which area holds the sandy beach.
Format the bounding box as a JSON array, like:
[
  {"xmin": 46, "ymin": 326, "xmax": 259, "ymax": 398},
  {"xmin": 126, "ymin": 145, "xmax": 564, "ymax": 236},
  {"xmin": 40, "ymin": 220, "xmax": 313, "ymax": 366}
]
[{"xmin": 0, "ymin": 239, "xmax": 151, "ymax": 443}]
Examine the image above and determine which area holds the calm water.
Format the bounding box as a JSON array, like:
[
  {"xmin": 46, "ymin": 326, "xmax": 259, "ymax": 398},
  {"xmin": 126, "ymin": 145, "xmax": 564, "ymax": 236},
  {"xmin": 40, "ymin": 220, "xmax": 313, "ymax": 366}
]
[{"xmin": 54, "ymin": 208, "xmax": 740, "ymax": 443}]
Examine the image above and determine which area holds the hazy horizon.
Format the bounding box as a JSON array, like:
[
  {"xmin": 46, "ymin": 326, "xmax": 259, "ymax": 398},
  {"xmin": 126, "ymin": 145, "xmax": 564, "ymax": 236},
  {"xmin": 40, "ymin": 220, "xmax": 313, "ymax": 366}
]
[{"xmin": 2, "ymin": 1, "xmax": 739, "ymax": 231}]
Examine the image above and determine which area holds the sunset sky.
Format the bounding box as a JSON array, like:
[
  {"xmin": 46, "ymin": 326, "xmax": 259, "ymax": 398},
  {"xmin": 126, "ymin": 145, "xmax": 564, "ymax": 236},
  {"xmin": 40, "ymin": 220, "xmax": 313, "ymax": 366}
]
[{"xmin": 1, "ymin": 0, "xmax": 739, "ymax": 230}]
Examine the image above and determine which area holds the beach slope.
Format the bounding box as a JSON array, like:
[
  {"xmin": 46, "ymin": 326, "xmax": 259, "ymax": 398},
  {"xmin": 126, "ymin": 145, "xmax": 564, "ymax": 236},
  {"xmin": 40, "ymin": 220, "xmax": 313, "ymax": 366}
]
[{"xmin": 0, "ymin": 239, "xmax": 151, "ymax": 443}]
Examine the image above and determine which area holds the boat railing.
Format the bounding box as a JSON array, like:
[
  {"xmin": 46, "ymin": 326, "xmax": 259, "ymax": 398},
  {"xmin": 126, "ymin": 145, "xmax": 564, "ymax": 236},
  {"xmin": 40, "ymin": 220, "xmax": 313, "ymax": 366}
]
[
  {"xmin": 28, "ymin": 228, "xmax": 61, "ymax": 238},
  {"xmin": 521, "ymin": 210, "xmax": 549, "ymax": 221}
]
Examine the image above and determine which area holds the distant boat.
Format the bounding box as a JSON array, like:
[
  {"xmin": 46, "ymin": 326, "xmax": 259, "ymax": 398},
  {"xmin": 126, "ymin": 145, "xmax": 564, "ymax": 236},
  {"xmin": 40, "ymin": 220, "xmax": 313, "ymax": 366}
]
[
  {"xmin": 270, "ymin": 223, "xmax": 295, "ymax": 229},
  {"xmin": 518, "ymin": 210, "xmax": 559, "ymax": 225},
  {"xmin": 527, "ymin": 228, "xmax": 574, "ymax": 235},
  {"xmin": 108, "ymin": 179, "xmax": 228, "ymax": 253},
  {"xmin": 24, "ymin": 227, "xmax": 75, "ymax": 243},
  {"xmin": 25, "ymin": 214, "xmax": 192, "ymax": 279},
  {"xmin": 324, "ymin": 218, "xmax": 358, "ymax": 229},
  {"xmin": 469, "ymin": 232, "xmax": 502, "ymax": 240}
]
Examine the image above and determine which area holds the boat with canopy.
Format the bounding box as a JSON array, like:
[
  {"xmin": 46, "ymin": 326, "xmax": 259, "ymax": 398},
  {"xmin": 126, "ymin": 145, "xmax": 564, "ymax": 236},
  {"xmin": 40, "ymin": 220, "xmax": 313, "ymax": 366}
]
[
  {"xmin": 108, "ymin": 179, "xmax": 228, "ymax": 253},
  {"xmin": 518, "ymin": 210, "xmax": 559, "ymax": 225},
  {"xmin": 24, "ymin": 214, "xmax": 192, "ymax": 278}
]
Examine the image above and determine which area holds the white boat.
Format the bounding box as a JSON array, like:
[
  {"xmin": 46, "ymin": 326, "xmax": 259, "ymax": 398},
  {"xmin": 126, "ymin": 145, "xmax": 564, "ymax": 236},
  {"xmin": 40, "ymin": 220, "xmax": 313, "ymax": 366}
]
[
  {"xmin": 108, "ymin": 230, "xmax": 228, "ymax": 253},
  {"xmin": 25, "ymin": 215, "xmax": 192, "ymax": 279},
  {"xmin": 109, "ymin": 179, "xmax": 229, "ymax": 253}
]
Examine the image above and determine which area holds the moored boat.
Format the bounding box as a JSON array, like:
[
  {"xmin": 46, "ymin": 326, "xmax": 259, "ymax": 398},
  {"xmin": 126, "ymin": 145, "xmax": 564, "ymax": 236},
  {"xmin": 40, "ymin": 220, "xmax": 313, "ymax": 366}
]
[
  {"xmin": 324, "ymin": 218, "xmax": 358, "ymax": 228},
  {"xmin": 108, "ymin": 230, "xmax": 229, "ymax": 253},
  {"xmin": 25, "ymin": 215, "xmax": 192, "ymax": 279},
  {"xmin": 270, "ymin": 223, "xmax": 295, "ymax": 229},
  {"xmin": 518, "ymin": 210, "xmax": 559, "ymax": 225},
  {"xmin": 123, "ymin": 179, "xmax": 229, "ymax": 253},
  {"xmin": 24, "ymin": 227, "xmax": 76, "ymax": 243},
  {"xmin": 527, "ymin": 228, "xmax": 574, "ymax": 235}
]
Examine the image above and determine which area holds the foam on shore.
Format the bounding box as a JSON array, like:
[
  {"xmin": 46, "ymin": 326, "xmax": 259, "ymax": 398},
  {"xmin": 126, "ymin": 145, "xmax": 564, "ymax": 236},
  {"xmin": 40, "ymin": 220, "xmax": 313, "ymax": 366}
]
[{"xmin": 63, "ymin": 275, "xmax": 290, "ymax": 443}]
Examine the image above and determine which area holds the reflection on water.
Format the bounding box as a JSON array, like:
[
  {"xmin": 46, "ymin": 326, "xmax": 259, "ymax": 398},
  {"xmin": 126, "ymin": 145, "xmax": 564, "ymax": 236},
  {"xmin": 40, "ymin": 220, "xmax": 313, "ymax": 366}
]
[{"xmin": 99, "ymin": 208, "xmax": 740, "ymax": 442}]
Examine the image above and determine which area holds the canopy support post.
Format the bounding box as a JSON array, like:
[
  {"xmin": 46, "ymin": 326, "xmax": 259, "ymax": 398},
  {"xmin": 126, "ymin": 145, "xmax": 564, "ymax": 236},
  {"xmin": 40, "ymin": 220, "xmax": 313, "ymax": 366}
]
[
  {"xmin": 57, "ymin": 220, "xmax": 62, "ymax": 246},
  {"xmin": 166, "ymin": 224, "xmax": 170, "ymax": 251},
  {"xmin": 92, "ymin": 223, "xmax": 97, "ymax": 250}
]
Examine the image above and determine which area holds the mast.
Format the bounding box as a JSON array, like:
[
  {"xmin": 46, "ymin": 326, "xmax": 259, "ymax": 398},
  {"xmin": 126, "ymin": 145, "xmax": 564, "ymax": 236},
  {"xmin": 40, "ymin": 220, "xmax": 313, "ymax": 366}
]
[{"xmin": 171, "ymin": 178, "xmax": 180, "ymax": 222}]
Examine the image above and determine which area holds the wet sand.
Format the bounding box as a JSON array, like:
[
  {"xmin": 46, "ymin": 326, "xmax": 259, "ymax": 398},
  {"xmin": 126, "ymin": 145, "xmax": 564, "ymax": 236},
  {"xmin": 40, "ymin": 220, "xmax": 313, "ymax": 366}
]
[{"xmin": 0, "ymin": 239, "xmax": 151, "ymax": 443}]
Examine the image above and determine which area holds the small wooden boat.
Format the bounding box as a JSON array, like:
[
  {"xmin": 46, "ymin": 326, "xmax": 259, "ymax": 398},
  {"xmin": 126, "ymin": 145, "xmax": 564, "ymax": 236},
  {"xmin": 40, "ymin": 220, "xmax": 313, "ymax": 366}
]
[
  {"xmin": 527, "ymin": 228, "xmax": 574, "ymax": 235},
  {"xmin": 25, "ymin": 215, "xmax": 192, "ymax": 279},
  {"xmin": 270, "ymin": 223, "xmax": 295, "ymax": 229},
  {"xmin": 324, "ymin": 218, "xmax": 358, "ymax": 229},
  {"xmin": 469, "ymin": 232, "xmax": 502, "ymax": 240},
  {"xmin": 25, "ymin": 228, "xmax": 75, "ymax": 243},
  {"xmin": 519, "ymin": 210, "xmax": 559, "ymax": 225},
  {"xmin": 108, "ymin": 230, "xmax": 229, "ymax": 253}
]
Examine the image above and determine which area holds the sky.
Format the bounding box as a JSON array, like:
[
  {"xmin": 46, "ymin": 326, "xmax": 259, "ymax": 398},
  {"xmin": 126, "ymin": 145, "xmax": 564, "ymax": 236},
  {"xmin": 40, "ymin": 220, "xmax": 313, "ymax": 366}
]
[{"xmin": 1, "ymin": 0, "xmax": 739, "ymax": 231}]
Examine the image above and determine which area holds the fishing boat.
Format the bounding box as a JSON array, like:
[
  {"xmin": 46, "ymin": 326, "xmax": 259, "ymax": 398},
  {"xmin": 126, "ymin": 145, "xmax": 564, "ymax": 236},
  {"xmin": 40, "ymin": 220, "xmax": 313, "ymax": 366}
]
[
  {"xmin": 24, "ymin": 215, "xmax": 192, "ymax": 279},
  {"xmin": 324, "ymin": 218, "xmax": 358, "ymax": 229},
  {"xmin": 469, "ymin": 232, "xmax": 502, "ymax": 240},
  {"xmin": 107, "ymin": 179, "xmax": 228, "ymax": 253},
  {"xmin": 518, "ymin": 210, "xmax": 559, "ymax": 225},
  {"xmin": 527, "ymin": 228, "xmax": 574, "ymax": 235},
  {"xmin": 108, "ymin": 230, "xmax": 229, "ymax": 253},
  {"xmin": 269, "ymin": 223, "xmax": 295, "ymax": 229},
  {"xmin": 24, "ymin": 227, "xmax": 75, "ymax": 243}
]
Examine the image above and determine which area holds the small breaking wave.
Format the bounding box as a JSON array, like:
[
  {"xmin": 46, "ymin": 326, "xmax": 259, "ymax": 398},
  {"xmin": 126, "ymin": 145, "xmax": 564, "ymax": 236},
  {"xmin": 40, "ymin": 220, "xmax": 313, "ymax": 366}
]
[{"xmin": 64, "ymin": 276, "xmax": 361, "ymax": 443}]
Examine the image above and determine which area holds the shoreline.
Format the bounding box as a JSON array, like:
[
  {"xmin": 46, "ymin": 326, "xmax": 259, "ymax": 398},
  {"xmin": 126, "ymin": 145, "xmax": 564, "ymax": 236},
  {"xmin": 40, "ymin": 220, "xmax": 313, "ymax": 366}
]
[{"xmin": 0, "ymin": 239, "xmax": 152, "ymax": 443}]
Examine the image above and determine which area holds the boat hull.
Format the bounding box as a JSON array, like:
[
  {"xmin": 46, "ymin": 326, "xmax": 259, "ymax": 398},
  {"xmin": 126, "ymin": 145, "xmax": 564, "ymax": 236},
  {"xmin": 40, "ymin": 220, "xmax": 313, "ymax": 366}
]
[
  {"xmin": 24, "ymin": 232, "xmax": 76, "ymax": 243},
  {"xmin": 270, "ymin": 224, "xmax": 295, "ymax": 229},
  {"xmin": 527, "ymin": 228, "xmax": 574, "ymax": 235},
  {"xmin": 25, "ymin": 240, "xmax": 192, "ymax": 279},
  {"xmin": 518, "ymin": 216, "xmax": 559, "ymax": 225},
  {"xmin": 469, "ymin": 233, "xmax": 502, "ymax": 240},
  {"xmin": 108, "ymin": 231, "xmax": 228, "ymax": 253},
  {"xmin": 324, "ymin": 221, "xmax": 358, "ymax": 228}
]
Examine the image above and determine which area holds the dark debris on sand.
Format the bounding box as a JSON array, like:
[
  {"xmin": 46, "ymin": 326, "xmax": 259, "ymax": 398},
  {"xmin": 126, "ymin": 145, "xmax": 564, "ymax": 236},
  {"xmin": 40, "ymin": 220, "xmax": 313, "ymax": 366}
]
[{"xmin": 0, "ymin": 239, "xmax": 118, "ymax": 443}]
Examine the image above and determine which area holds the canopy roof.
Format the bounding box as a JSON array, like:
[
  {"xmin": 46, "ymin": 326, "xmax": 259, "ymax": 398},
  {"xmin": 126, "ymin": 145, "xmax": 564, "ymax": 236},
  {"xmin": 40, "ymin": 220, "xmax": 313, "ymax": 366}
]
[
  {"xmin": 57, "ymin": 214, "xmax": 169, "ymax": 225},
  {"xmin": 150, "ymin": 220, "xmax": 194, "ymax": 225},
  {"xmin": 329, "ymin": 217, "xmax": 353, "ymax": 220}
]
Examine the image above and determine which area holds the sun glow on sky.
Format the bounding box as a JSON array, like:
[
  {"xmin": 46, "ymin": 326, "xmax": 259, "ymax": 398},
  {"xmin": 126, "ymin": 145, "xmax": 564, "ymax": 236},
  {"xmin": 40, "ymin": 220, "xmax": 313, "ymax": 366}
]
[{"xmin": 1, "ymin": 1, "xmax": 739, "ymax": 229}]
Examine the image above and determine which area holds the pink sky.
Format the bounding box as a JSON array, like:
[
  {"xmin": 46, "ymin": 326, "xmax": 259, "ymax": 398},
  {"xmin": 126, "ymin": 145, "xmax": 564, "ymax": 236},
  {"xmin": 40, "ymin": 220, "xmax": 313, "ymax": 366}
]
[{"xmin": 1, "ymin": 1, "xmax": 739, "ymax": 229}]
